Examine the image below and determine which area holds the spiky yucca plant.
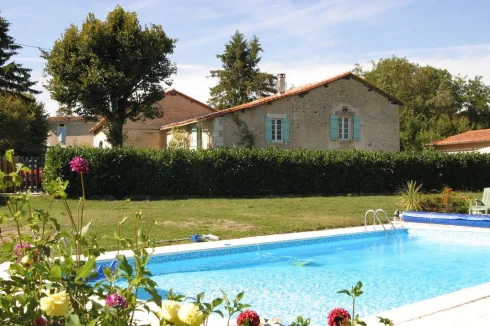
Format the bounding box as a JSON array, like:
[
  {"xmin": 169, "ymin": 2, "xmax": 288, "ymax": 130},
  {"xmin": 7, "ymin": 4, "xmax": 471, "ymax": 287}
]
[{"xmin": 397, "ymin": 180, "xmax": 424, "ymax": 211}]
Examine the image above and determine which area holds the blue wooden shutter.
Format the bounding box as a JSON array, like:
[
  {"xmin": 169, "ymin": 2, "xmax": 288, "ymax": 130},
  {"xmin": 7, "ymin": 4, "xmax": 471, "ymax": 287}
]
[
  {"xmin": 265, "ymin": 117, "xmax": 272, "ymax": 143},
  {"xmin": 190, "ymin": 126, "xmax": 197, "ymax": 150},
  {"xmin": 330, "ymin": 115, "xmax": 338, "ymax": 140},
  {"xmin": 282, "ymin": 118, "xmax": 290, "ymax": 143},
  {"xmin": 353, "ymin": 115, "xmax": 361, "ymax": 141}
]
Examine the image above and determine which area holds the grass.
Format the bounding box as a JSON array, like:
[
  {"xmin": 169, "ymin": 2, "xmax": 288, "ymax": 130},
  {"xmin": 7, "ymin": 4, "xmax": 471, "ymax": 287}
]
[{"xmin": 1, "ymin": 195, "xmax": 401, "ymax": 249}]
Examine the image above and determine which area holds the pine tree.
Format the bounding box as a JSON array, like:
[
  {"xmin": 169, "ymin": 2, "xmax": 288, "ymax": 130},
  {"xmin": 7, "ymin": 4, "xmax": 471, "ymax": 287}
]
[
  {"xmin": 0, "ymin": 15, "xmax": 39, "ymax": 98},
  {"xmin": 208, "ymin": 31, "xmax": 276, "ymax": 110}
]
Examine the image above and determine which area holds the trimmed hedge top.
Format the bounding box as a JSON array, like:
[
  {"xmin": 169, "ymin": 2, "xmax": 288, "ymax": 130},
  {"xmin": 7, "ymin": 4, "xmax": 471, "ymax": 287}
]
[{"xmin": 43, "ymin": 146, "xmax": 490, "ymax": 198}]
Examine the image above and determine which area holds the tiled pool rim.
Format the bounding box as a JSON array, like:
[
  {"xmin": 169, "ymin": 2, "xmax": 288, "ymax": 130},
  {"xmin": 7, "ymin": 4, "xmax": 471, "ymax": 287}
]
[{"xmin": 97, "ymin": 228, "xmax": 399, "ymax": 266}]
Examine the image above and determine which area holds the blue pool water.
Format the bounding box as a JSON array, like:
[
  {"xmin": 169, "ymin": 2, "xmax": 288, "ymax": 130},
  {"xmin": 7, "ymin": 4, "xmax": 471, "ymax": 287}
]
[{"xmin": 118, "ymin": 229, "xmax": 490, "ymax": 325}]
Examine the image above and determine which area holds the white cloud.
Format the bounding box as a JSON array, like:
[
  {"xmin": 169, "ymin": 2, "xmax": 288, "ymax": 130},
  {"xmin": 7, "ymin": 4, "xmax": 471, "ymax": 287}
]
[{"xmin": 179, "ymin": 0, "xmax": 415, "ymax": 49}]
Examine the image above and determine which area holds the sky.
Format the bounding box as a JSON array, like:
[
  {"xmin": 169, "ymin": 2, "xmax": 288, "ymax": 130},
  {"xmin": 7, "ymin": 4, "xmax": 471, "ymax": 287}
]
[{"xmin": 3, "ymin": 0, "xmax": 490, "ymax": 115}]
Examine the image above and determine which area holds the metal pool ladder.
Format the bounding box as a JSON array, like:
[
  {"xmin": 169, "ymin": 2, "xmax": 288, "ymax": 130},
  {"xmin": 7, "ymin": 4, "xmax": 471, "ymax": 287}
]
[{"xmin": 364, "ymin": 208, "xmax": 396, "ymax": 235}]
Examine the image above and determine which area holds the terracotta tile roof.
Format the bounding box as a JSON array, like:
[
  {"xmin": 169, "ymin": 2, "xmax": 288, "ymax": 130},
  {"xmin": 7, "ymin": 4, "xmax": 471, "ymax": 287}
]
[
  {"xmin": 160, "ymin": 71, "xmax": 403, "ymax": 131},
  {"xmin": 428, "ymin": 129, "xmax": 490, "ymax": 146},
  {"xmin": 88, "ymin": 89, "xmax": 215, "ymax": 133},
  {"xmin": 48, "ymin": 116, "xmax": 87, "ymax": 122}
]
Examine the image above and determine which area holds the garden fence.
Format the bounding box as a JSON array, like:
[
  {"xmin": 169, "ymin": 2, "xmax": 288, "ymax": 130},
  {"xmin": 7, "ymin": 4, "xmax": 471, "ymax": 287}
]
[{"xmin": 0, "ymin": 156, "xmax": 45, "ymax": 193}]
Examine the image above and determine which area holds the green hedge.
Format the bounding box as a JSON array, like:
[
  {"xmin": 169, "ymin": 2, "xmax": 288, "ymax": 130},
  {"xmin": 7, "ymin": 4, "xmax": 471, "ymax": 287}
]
[{"xmin": 43, "ymin": 146, "xmax": 490, "ymax": 198}]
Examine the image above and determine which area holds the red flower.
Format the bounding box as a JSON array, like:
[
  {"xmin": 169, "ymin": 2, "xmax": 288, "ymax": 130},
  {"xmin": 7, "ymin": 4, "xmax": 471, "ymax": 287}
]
[
  {"xmin": 236, "ymin": 310, "xmax": 260, "ymax": 326},
  {"xmin": 69, "ymin": 157, "xmax": 89, "ymax": 174},
  {"xmin": 328, "ymin": 307, "xmax": 351, "ymax": 326},
  {"xmin": 33, "ymin": 316, "xmax": 47, "ymax": 326}
]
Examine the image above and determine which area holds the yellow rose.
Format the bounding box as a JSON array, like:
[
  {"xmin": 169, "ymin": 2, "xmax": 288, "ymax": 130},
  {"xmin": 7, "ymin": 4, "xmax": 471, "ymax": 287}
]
[
  {"xmin": 177, "ymin": 303, "xmax": 204, "ymax": 326},
  {"xmin": 40, "ymin": 291, "xmax": 70, "ymax": 317},
  {"xmin": 20, "ymin": 255, "xmax": 33, "ymax": 266},
  {"xmin": 157, "ymin": 300, "xmax": 183, "ymax": 325}
]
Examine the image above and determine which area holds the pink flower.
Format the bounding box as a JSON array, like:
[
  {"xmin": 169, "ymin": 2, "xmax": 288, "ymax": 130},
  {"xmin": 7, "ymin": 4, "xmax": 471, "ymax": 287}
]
[
  {"xmin": 14, "ymin": 243, "xmax": 32, "ymax": 257},
  {"xmin": 106, "ymin": 293, "xmax": 127, "ymax": 309},
  {"xmin": 328, "ymin": 307, "xmax": 351, "ymax": 326},
  {"xmin": 69, "ymin": 157, "xmax": 89, "ymax": 174},
  {"xmin": 237, "ymin": 310, "xmax": 261, "ymax": 326}
]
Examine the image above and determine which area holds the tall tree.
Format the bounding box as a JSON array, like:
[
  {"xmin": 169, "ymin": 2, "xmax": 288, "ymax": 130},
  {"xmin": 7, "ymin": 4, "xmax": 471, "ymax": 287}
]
[
  {"xmin": 0, "ymin": 94, "xmax": 49, "ymax": 156},
  {"xmin": 208, "ymin": 31, "xmax": 276, "ymax": 110},
  {"xmin": 0, "ymin": 15, "xmax": 39, "ymax": 98},
  {"xmin": 354, "ymin": 56, "xmax": 484, "ymax": 150},
  {"xmin": 43, "ymin": 6, "xmax": 176, "ymax": 147}
]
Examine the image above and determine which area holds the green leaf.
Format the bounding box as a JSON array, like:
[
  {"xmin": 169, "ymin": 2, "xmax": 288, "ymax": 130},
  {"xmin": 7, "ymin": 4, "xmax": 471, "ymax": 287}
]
[
  {"xmin": 117, "ymin": 254, "xmax": 133, "ymax": 276},
  {"xmin": 119, "ymin": 216, "xmax": 129, "ymax": 225},
  {"xmin": 65, "ymin": 313, "xmax": 81, "ymax": 326},
  {"xmin": 220, "ymin": 290, "xmax": 230, "ymax": 306},
  {"xmin": 81, "ymin": 221, "xmax": 92, "ymax": 236},
  {"xmin": 20, "ymin": 166, "xmax": 32, "ymax": 173},
  {"xmin": 337, "ymin": 289, "xmax": 351, "ymax": 296},
  {"xmin": 51, "ymin": 265, "xmax": 62, "ymax": 280},
  {"xmin": 5, "ymin": 149, "xmax": 13, "ymax": 164},
  {"xmin": 234, "ymin": 291, "xmax": 245, "ymax": 304},
  {"xmin": 75, "ymin": 257, "xmax": 96, "ymax": 281},
  {"xmin": 212, "ymin": 297, "xmax": 223, "ymax": 308}
]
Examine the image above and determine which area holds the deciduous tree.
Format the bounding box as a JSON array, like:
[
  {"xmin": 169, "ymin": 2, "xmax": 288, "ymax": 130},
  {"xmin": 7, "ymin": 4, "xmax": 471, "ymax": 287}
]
[
  {"xmin": 354, "ymin": 56, "xmax": 488, "ymax": 150},
  {"xmin": 0, "ymin": 94, "xmax": 49, "ymax": 156},
  {"xmin": 43, "ymin": 6, "xmax": 176, "ymax": 147}
]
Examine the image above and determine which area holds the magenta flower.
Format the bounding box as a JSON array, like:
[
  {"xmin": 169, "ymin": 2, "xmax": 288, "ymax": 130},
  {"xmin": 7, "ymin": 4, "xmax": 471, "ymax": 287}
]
[
  {"xmin": 69, "ymin": 157, "xmax": 89, "ymax": 174},
  {"xmin": 106, "ymin": 293, "xmax": 127, "ymax": 309}
]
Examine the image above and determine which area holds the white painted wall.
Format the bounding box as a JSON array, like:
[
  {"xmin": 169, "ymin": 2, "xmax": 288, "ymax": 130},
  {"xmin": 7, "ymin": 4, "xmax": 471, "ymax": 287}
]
[{"xmin": 93, "ymin": 131, "xmax": 111, "ymax": 149}]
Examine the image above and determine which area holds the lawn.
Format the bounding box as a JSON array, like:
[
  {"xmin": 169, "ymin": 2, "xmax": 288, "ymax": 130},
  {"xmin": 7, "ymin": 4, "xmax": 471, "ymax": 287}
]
[{"xmin": 1, "ymin": 195, "xmax": 400, "ymax": 249}]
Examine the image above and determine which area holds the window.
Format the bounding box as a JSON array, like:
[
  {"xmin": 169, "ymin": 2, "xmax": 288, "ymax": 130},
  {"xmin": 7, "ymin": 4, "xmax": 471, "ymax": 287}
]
[
  {"xmin": 57, "ymin": 124, "xmax": 66, "ymax": 143},
  {"xmin": 271, "ymin": 119, "xmax": 282, "ymax": 141},
  {"xmin": 338, "ymin": 117, "xmax": 350, "ymax": 140},
  {"xmin": 330, "ymin": 114, "xmax": 360, "ymax": 141},
  {"xmin": 265, "ymin": 116, "xmax": 289, "ymax": 143},
  {"xmin": 99, "ymin": 141, "xmax": 103, "ymax": 149}
]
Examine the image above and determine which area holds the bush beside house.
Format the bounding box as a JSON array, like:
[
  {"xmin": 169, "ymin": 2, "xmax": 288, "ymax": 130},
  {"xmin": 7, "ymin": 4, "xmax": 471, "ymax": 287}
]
[{"xmin": 43, "ymin": 147, "xmax": 490, "ymax": 199}]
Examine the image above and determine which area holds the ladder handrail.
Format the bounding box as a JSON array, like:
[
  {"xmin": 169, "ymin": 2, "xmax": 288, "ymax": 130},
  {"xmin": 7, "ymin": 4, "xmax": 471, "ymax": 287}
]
[
  {"xmin": 364, "ymin": 209, "xmax": 396, "ymax": 235},
  {"xmin": 364, "ymin": 209, "xmax": 387, "ymax": 234},
  {"xmin": 375, "ymin": 208, "xmax": 396, "ymax": 234}
]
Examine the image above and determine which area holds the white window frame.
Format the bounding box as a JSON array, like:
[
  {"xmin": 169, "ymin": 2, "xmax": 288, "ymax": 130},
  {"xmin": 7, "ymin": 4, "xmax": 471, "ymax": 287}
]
[
  {"xmin": 271, "ymin": 118, "xmax": 282, "ymax": 142},
  {"xmin": 338, "ymin": 117, "xmax": 351, "ymax": 140},
  {"xmin": 57, "ymin": 124, "xmax": 66, "ymax": 143}
]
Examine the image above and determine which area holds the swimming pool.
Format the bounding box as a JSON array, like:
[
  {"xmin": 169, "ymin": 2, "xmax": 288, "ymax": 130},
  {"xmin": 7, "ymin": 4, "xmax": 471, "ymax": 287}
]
[{"xmin": 116, "ymin": 228, "xmax": 490, "ymax": 325}]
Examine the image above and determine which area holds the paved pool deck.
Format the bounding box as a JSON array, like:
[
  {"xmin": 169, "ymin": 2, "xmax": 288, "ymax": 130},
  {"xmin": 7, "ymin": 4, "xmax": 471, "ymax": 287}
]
[{"xmin": 2, "ymin": 222, "xmax": 490, "ymax": 325}]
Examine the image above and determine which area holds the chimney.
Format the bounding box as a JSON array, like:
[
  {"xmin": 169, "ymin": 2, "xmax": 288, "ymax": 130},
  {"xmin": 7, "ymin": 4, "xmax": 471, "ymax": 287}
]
[{"xmin": 277, "ymin": 73, "xmax": 286, "ymax": 93}]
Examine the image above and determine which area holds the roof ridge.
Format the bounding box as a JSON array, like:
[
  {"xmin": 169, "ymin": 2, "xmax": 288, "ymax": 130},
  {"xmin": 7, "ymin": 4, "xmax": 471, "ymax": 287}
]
[{"xmin": 160, "ymin": 71, "xmax": 403, "ymax": 131}]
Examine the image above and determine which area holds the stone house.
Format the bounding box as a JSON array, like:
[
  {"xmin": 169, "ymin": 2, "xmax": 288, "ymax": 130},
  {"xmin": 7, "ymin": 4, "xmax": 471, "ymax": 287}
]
[
  {"xmin": 427, "ymin": 129, "xmax": 490, "ymax": 153},
  {"xmin": 47, "ymin": 116, "xmax": 95, "ymax": 147},
  {"xmin": 161, "ymin": 72, "xmax": 402, "ymax": 151},
  {"xmin": 89, "ymin": 89, "xmax": 215, "ymax": 149}
]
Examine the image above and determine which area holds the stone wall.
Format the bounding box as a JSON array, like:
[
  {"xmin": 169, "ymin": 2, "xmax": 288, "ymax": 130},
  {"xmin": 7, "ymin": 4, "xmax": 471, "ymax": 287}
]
[
  {"xmin": 219, "ymin": 78, "xmax": 400, "ymax": 151},
  {"xmin": 47, "ymin": 120, "xmax": 94, "ymax": 147}
]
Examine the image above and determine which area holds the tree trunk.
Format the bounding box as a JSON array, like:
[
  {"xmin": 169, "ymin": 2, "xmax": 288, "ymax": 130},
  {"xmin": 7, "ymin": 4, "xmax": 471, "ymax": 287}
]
[{"xmin": 107, "ymin": 113, "xmax": 124, "ymax": 147}]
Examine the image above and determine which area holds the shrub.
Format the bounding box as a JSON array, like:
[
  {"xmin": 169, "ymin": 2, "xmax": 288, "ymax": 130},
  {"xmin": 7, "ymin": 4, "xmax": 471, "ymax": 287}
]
[
  {"xmin": 43, "ymin": 146, "xmax": 490, "ymax": 198},
  {"xmin": 419, "ymin": 188, "xmax": 471, "ymax": 214}
]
